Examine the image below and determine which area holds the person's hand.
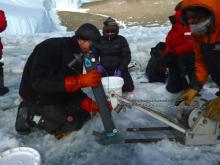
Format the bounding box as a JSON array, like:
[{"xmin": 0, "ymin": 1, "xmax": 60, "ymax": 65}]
[
  {"xmin": 204, "ymin": 97, "xmax": 220, "ymax": 121},
  {"xmin": 79, "ymin": 70, "xmax": 101, "ymax": 88},
  {"xmin": 65, "ymin": 70, "xmax": 101, "ymax": 92},
  {"xmin": 114, "ymin": 69, "xmax": 122, "ymax": 77},
  {"xmin": 82, "ymin": 97, "xmax": 112, "ymax": 113},
  {"xmin": 175, "ymin": 88, "xmax": 198, "ymax": 106},
  {"xmin": 161, "ymin": 51, "xmax": 174, "ymax": 66},
  {"xmin": 96, "ymin": 64, "xmax": 107, "ymax": 76}
]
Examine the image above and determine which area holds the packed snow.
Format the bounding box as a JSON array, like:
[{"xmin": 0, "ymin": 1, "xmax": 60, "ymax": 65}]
[{"xmin": 0, "ymin": 0, "xmax": 220, "ymax": 165}]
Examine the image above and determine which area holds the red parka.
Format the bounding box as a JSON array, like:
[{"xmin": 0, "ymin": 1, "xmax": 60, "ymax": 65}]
[
  {"xmin": 0, "ymin": 10, "xmax": 7, "ymax": 57},
  {"xmin": 163, "ymin": 10, "xmax": 194, "ymax": 59}
]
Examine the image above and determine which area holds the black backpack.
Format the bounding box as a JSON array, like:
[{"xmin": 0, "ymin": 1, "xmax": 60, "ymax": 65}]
[{"xmin": 145, "ymin": 42, "xmax": 167, "ymax": 83}]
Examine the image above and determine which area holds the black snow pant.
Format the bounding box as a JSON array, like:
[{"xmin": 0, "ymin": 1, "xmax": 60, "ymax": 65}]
[
  {"xmin": 15, "ymin": 101, "xmax": 91, "ymax": 134},
  {"xmin": 0, "ymin": 62, "xmax": 9, "ymax": 96},
  {"xmin": 0, "ymin": 62, "xmax": 4, "ymax": 88},
  {"xmin": 166, "ymin": 54, "xmax": 195, "ymax": 93}
]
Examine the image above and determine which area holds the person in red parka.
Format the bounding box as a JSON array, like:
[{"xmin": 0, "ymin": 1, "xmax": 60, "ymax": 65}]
[
  {"xmin": 161, "ymin": 2, "xmax": 195, "ymax": 93},
  {"xmin": 0, "ymin": 10, "xmax": 8, "ymax": 96}
]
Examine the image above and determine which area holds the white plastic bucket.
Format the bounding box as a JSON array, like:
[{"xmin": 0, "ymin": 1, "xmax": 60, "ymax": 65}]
[
  {"xmin": 101, "ymin": 76, "xmax": 124, "ymax": 109},
  {"xmin": 0, "ymin": 147, "xmax": 42, "ymax": 165}
]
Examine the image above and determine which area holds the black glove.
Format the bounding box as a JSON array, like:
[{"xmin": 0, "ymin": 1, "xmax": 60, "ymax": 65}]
[{"xmin": 161, "ymin": 52, "xmax": 174, "ymax": 66}]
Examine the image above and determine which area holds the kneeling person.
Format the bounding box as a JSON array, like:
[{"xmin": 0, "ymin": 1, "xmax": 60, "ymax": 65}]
[{"xmin": 15, "ymin": 23, "xmax": 104, "ymax": 139}]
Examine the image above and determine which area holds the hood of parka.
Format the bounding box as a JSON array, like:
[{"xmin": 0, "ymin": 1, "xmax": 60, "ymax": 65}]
[{"xmin": 181, "ymin": 0, "xmax": 220, "ymax": 43}]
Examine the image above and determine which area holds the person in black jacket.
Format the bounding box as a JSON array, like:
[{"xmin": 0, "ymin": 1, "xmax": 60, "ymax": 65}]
[
  {"xmin": 96, "ymin": 17, "xmax": 134, "ymax": 92},
  {"xmin": 15, "ymin": 23, "xmax": 106, "ymax": 139}
]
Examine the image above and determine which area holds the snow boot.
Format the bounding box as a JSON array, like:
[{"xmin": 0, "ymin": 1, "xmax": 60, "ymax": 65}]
[
  {"xmin": 15, "ymin": 102, "xmax": 31, "ymax": 134},
  {"xmin": 54, "ymin": 131, "xmax": 73, "ymax": 140},
  {"xmin": 0, "ymin": 86, "xmax": 9, "ymax": 96},
  {"xmin": 93, "ymin": 130, "xmax": 123, "ymax": 145},
  {"xmin": 0, "ymin": 62, "xmax": 9, "ymax": 96}
]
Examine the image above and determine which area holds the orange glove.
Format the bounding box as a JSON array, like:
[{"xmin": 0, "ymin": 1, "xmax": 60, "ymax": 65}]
[
  {"xmin": 81, "ymin": 97, "xmax": 112, "ymax": 113},
  {"xmin": 175, "ymin": 88, "xmax": 198, "ymax": 106},
  {"xmin": 65, "ymin": 70, "xmax": 101, "ymax": 92},
  {"xmin": 204, "ymin": 97, "xmax": 220, "ymax": 121}
]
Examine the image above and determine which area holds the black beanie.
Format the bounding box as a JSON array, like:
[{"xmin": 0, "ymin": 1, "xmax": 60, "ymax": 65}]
[
  {"xmin": 75, "ymin": 23, "xmax": 101, "ymax": 42},
  {"xmin": 103, "ymin": 17, "xmax": 119, "ymax": 33}
]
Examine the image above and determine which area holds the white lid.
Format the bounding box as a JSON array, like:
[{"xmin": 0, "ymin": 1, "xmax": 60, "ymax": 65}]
[{"xmin": 0, "ymin": 147, "xmax": 42, "ymax": 165}]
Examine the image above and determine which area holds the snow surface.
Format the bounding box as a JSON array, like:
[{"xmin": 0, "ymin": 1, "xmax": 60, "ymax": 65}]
[{"xmin": 0, "ymin": 0, "xmax": 220, "ymax": 165}]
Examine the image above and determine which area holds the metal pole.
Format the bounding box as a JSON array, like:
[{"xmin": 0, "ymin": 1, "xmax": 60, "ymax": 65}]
[
  {"xmin": 83, "ymin": 54, "xmax": 117, "ymax": 134},
  {"xmin": 118, "ymin": 96, "xmax": 186, "ymax": 134}
]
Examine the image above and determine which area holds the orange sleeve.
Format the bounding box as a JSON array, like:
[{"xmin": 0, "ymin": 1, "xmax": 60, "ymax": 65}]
[
  {"xmin": 192, "ymin": 39, "xmax": 208, "ymax": 86},
  {"xmin": 64, "ymin": 76, "xmax": 80, "ymax": 93},
  {"xmin": 81, "ymin": 97, "xmax": 99, "ymax": 113}
]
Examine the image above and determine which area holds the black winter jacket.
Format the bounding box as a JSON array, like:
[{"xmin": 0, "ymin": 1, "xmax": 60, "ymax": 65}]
[
  {"xmin": 96, "ymin": 35, "xmax": 131, "ymax": 72},
  {"xmin": 19, "ymin": 36, "xmax": 87, "ymax": 106}
]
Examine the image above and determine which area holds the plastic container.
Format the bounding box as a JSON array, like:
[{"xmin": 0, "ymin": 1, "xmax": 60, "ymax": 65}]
[
  {"xmin": 0, "ymin": 147, "xmax": 42, "ymax": 165},
  {"xmin": 101, "ymin": 76, "xmax": 124, "ymax": 109}
]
